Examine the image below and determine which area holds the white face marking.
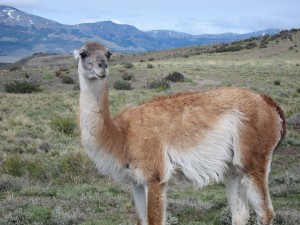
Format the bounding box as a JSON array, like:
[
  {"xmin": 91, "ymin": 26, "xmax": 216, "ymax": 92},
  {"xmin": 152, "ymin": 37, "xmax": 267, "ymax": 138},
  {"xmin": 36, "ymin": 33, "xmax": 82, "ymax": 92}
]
[{"xmin": 74, "ymin": 42, "xmax": 111, "ymax": 80}]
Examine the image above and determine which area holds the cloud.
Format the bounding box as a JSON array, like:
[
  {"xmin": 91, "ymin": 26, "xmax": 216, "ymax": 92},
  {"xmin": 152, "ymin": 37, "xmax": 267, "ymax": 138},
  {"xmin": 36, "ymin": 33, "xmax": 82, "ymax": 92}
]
[
  {"xmin": 1, "ymin": 0, "xmax": 38, "ymax": 7},
  {"xmin": 211, "ymin": 15, "xmax": 300, "ymax": 33}
]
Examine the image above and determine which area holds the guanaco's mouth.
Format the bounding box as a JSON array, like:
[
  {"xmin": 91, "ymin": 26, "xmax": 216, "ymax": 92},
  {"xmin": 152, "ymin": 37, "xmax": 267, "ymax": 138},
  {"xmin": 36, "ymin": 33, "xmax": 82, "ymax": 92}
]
[{"xmin": 96, "ymin": 74, "xmax": 106, "ymax": 79}]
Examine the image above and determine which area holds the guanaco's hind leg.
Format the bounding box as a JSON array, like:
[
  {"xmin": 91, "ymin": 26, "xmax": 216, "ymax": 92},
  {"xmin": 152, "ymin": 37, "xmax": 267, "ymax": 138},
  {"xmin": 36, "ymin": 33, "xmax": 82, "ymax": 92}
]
[
  {"xmin": 147, "ymin": 181, "xmax": 167, "ymax": 225},
  {"xmin": 133, "ymin": 183, "xmax": 148, "ymax": 225},
  {"xmin": 225, "ymin": 173, "xmax": 250, "ymax": 225},
  {"xmin": 245, "ymin": 173, "xmax": 274, "ymax": 225}
]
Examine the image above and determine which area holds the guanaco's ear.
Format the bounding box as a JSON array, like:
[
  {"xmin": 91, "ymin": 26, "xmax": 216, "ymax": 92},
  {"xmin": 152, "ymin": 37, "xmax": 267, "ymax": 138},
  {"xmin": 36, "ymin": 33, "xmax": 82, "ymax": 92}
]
[
  {"xmin": 73, "ymin": 49, "xmax": 80, "ymax": 60},
  {"xmin": 106, "ymin": 50, "xmax": 112, "ymax": 60}
]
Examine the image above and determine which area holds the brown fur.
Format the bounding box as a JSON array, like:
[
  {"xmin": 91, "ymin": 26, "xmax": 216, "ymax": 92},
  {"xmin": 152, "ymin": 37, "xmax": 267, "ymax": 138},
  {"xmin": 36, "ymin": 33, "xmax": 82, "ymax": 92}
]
[
  {"xmin": 147, "ymin": 181, "xmax": 166, "ymax": 225},
  {"xmin": 261, "ymin": 93, "xmax": 286, "ymax": 142}
]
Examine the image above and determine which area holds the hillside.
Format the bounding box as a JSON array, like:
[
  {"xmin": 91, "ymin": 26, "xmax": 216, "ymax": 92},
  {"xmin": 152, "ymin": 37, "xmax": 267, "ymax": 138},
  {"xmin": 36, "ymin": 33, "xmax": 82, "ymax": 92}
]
[
  {"xmin": 3, "ymin": 28, "xmax": 298, "ymax": 69},
  {"xmin": 0, "ymin": 29, "xmax": 299, "ymax": 225},
  {"xmin": 0, "ymin": 5, "xmax": 280, "ymax": 63}
]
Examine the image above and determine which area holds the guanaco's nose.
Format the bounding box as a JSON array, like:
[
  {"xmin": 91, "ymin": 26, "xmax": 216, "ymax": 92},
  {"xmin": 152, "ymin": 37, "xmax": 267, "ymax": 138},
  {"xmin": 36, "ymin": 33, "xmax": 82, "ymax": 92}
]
[{"xmin": 99, "ymin": 60, "xmax": 108, "ymax": 68}]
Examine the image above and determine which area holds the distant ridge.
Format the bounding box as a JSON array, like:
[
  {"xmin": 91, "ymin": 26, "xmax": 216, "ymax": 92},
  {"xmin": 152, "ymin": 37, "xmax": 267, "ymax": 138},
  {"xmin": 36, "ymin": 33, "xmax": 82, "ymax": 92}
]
[{"xmin": 0, "ymin": 5, "xmax": 280, "ymax": 62}]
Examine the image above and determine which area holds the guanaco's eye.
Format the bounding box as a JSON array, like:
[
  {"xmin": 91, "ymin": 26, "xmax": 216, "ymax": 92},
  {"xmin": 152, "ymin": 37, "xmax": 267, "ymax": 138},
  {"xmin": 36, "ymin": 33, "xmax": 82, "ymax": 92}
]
[
  {"xmin": 80, "ymin": 51, "xmax": 88, "ymax": 59},
  {"xmin": 105, "ymin": 51, "xmax": 112, "ymax": 59}
]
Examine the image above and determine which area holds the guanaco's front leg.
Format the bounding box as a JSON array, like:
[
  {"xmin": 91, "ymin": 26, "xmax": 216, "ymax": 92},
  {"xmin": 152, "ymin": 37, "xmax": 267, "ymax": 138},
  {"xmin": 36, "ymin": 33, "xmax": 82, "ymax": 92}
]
[{"xmin": 147, "ymin": 180, "xmax": 167, "ymax": 225}]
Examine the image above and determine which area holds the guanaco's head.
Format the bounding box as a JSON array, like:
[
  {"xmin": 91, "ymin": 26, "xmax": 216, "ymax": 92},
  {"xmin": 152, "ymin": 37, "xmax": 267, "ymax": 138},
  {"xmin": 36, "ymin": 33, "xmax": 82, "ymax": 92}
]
[{"xmin": 74, "ymin": 42, "xmax": 111, "ymax": 79}]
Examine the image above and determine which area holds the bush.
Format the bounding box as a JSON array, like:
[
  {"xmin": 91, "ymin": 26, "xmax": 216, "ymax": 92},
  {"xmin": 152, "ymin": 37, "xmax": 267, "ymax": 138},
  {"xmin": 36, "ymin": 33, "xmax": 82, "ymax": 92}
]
[
  {"xmin": 147, "ymin": 63, "xmax": 154, "ymax": 69},
  {"xmin": 145, "ymin": 78, "xmax": 170, "ymax": 90},
  {"xmin": 113, "ymin": 80, "xmax": 133, "ymax": 90},
  {"xmin": 260, "ymin": 43, "xmax": 268, "ymax": 48},
  {"xmin": 50, "ymin": 114, "xmax": 77, "ymax": 135},
  {"xmin": 124, "ymin": 63, "xmax": 133, "ymax": 69},
  {"xmin": 5, "ymin": 80, "xmax": 41, "ymax": 93},
  {"xmin": 287, "ymin": 113, "xmax": 300, "ymax": 127},
  {"xmin": 9, "ymin": 66, "xmax": 21, "ymax": 71},
  {"xmin": 2, "ymin": 155, "xmax": 25, "ymax": 177},
  {"xmin": 273, "ymin": 210, "xmax": 300, "ymax": 225},
  {"xmin": 1, "ymin": 206, "xmax": 52, "ymax": 225},
  {"xmin": 165, "ymin": 72, "xmax": 185, "ymax": 82},
  {"xmin": 166, "ymin": 212, "xmax": 178, "ymax": 225},
  {"xmin": 245, "ymin": 42, "xmax": 258, "ymax": 49},
  {"xmin": 217, "ymin": 206, "xmax": 257, "ymax": 225},
  {"xmin": 122, "ymin": 72, "xmax": 134, "ymax": 81},
  {"xmin": 62, "ymin": 76, "xmax": 75, "ymax": 84},
  {"xmin": 216, "ymin": 45, "xmax": 244, "ymax": 53},
  {"xmin": 274, "ymin": 80, "xmax": 281, "ymax": 85}
]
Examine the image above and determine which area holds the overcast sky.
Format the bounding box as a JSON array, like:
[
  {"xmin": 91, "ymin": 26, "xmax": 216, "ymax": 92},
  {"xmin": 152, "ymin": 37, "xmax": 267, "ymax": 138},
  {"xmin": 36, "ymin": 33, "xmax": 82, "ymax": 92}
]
[{"xmin": 2, "ymin": 0, "xmax": 300, "ymax": 34}]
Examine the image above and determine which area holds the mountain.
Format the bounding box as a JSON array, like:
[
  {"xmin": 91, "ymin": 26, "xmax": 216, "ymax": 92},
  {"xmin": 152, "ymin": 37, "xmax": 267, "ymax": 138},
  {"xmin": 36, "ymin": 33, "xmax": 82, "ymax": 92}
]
[{"xmin": 0, "ymin": 5, "xmax": 280, "ymax": 62}]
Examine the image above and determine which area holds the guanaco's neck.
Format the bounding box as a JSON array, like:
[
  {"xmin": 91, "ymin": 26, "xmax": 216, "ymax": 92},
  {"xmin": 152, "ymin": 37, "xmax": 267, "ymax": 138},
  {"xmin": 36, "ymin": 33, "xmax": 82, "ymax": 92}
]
[{"xmin": 79, "ymin": 76, "xmax": 125, "ymax": 158}]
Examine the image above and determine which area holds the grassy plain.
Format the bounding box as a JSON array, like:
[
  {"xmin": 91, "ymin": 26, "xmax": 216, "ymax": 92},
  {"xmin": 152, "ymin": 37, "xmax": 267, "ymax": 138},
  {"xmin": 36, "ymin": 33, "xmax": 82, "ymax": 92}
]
[{"xmin": 0, "ymin": 30, "xmax": 299, "ymax": 224}]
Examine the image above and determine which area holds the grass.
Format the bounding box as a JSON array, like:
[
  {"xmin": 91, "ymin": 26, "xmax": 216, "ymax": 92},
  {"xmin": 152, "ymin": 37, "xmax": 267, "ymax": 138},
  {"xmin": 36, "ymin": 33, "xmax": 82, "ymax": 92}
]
[{"xmin": 0, "ymin": 30, "xmax": 299, "ymax": 224}]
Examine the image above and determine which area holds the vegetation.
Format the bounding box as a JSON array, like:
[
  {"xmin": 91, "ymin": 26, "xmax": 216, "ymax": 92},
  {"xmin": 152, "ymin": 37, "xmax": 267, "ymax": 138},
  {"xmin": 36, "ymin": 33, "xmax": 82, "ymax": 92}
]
[
  {"xmin": 0, "ymin": 29, "xmax": 299, "ymax": 224},
  {"xmin": 113, "ymin": 80, "xmax": 133, "ymax": 90},
  {"xmin": 61, "ymin": 76, "xmax": 75, "ymax": 84},
  {"xmin": 50, "ymin": 114, "xmax": 77, "ymax": 135},
  {"xmin": 145, "ymin": 77, "xmax": 170, "ymax": 90},
  {"xmin": 5, "ymin": 80, "xmax": 41, "ymax": 93},
  {"xmin": 122, "ymin": 72, "xmax": 134, "ymax": 81},
  {"xmin": 165, "ymin": 72, "xmax": 185, "ymax": 82},
  {"xmin": 147, "ymin": 63, "xmax": 154, "ymax": 69},
  {"xmin": 124, "ymin": 62, "xmax": 133, "ymax": 69}
]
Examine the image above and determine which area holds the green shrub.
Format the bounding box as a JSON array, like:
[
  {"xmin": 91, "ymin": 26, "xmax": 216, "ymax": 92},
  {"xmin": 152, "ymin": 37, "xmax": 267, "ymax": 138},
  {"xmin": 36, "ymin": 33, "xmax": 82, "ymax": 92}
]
[
  {"xmin": 113, "ymin": 80, "xmax": 133, "ymax": 90},
  {"xmin": 245, "ymin": 42, "xmax": 258, "ymax": 49},
  {"xmin": 145, "ymin": 78, "xmax": 170, "ymax": 90},
  {"xmin": 62, "ymin": 76, "xmax": 75, "ymax": 84},
  {"xmin": 147, "ymin": 63, "xmax": 154, "ymax": 69},
  {"xmin": 122, "ymin": 72, "xmax": 134, "ymax": 81},
  {"xmin": 273, "ymin": 210, "xmax": 300, "ymax": 225},
  {"xmin": 148, "ymin": 57, "xmax": 155, "ymax": 61},
  {"xmin": 271, "ymin": 172, "xmax": 300, "ymax": 196},
  {"xmin": 216, "ymin": 45, "xmax": 244, "ymax": 53},
  {"xmin": 166, "ymin": 211, "xmax": 179, "ymax": 225},
  {"xmin": 50, "ymin": 114, "xmax": 77, "ymax": 135},
  {"xmin": 274, "ymin": 80, "xmax": 281, "ymax": 85},
  {"xmin": 9, "ymin": 66, "xmax": 21, "ymax": 71},
  {"xmin": 3, "ymin": 206, "xmax": 52, "ymax": 224},
  {"xmin": 260, "ymin": 43, "xmax": 268, "ymax": 48},
  {"xmin": 124, "ymin": 63, "xmax": 133, "ymax": 69},
  {"xmin": 165, "ymin": 72, "xmax": 185, "ymax": 82},
  {"xmin": 5, "ymin": 80, "xmax": 41, "ymax": 93},
  {"xmin": 287, "ymin": 113, "xmax": 300, "ymax": 127},
  {"xmin": 2, "ymin": 155, "xmax": 25, "ymax": 177},
  {"xmin": 286, "ymin": 137, "xmax": 300, "ymax": 147},
  {"xmin": 217, "ymin": 206, "xmax": 257, "ymax": 225},
  {"xmin": 43, "ymin": 74, "xmax": 55, "ymax": 79}
]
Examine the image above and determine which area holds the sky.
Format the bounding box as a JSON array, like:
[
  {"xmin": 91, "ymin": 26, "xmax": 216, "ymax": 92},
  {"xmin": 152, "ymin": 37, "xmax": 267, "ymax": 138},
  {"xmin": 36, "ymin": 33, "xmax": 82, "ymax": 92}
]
[{"xmin": 1, "ymin": 0, "xmax": 300, "ymax": 34}]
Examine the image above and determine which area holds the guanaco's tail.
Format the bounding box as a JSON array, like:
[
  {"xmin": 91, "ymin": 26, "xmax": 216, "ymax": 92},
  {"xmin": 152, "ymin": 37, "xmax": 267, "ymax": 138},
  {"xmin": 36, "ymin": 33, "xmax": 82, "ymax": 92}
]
[{"xmin": 261, "ymin": 94, "xmax": 286, "ymax": 147}]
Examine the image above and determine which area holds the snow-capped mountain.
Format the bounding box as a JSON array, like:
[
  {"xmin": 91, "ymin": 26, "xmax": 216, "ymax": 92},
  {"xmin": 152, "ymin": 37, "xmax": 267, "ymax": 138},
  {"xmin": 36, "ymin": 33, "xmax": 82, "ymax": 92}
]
[
  {"xmin": 0, "ymin": 5, "xmax": 65, "ymax": 29},
  {"xmin": 0, "ymin": 5, "xmax": 280, "ymax": 62}
]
